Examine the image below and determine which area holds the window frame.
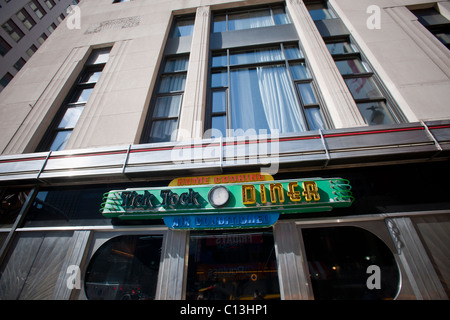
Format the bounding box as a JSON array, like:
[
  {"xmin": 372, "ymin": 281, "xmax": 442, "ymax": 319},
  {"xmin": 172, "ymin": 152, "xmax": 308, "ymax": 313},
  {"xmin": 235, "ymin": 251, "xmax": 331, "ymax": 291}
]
[
  {"xmin": 212, "ymin": 3, "xmax": 290, "ymax": 33},
  {"xmin": 36, "ymin": 48, "xmax": 111, "ymax": 152},
  {"xmin": 325, "ymin": 37, "xmax": 406, "ymax": 126},
  {"xmin": 206, "ymin": 42, "xmax": 329, "ymax": 138},
  {"xmin": 140, "ymin": 54, "xmax": 189, "ymax": 144}
]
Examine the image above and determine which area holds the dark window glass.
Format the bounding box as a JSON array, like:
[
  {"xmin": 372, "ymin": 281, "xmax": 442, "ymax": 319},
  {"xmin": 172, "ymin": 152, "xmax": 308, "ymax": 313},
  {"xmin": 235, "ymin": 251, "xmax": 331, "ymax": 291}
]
[
  {"xmin": 186, "ymin": 231, "xmax": 280, "ymax": 300},
  {"xmin": 0, "ymin": 189, "xmax": 30, "ymax": 228},
  {"xmin": 0, "ymin": 36, "xmax": 12, "ymax": 56},
  {"xmin": 85, "ymin": 235, "xmax": 163, "ymax": 300},
  {"xmin": 302, "ymin": 226, "xmax": 400, "ymax": 300},
  {"xmin": 25, "ymin": 186, "xmax": 113, "ymax": 227}
]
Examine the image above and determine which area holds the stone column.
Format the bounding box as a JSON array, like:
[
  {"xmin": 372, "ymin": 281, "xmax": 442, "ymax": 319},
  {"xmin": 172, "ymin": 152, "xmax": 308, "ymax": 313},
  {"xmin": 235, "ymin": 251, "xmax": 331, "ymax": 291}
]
[
  {"xmin": 287, "ymin": 0, "xmax": 366, "ymax": 128},
  {"xmin": 177, "ymin": 6, "xmax": 210, "ymax": 141}
]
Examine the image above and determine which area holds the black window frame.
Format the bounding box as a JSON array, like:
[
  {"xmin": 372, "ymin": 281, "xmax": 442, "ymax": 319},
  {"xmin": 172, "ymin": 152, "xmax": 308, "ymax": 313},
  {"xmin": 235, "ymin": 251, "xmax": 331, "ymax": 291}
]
[
  {"xmin": 140, "ymin": 54, "xmax": 190, "ymax": 144},
  {"xmin": 36, "ymin": 48, "xmax": 111, "ymax": 152},
  {"xmin": 325, "ymin": 37, "xmax": 406, "ymax": 125},
  {"xmin": 206, "ymin": 42, "xmax": 329, "ymax": 138}
]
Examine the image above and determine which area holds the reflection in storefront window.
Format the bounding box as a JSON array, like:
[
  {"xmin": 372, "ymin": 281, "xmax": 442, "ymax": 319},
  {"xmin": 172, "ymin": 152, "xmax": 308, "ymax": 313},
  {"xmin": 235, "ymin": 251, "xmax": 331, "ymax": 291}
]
[
  {"xmin": 84, "ymin": 235, "xmax": 163, "ymax": 300},
  {"xmin": 301, "ymin": 226, "xmax": 400, "ymax": 300},
  {"xmin": 186, "ymin": 231, "xmax": 280, "ymax": 300}
]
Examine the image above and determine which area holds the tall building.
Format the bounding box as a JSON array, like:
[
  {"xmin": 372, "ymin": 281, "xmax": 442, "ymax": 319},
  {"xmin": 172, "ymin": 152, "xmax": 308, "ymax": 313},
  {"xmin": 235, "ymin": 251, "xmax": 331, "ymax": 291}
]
[
  {"xmin": 0, "ymin": 0, "xmax": 449, "ymax": 300},
  {"xmin": 0, "ymin": 0, "xmax": 80, "ymax": 92}
]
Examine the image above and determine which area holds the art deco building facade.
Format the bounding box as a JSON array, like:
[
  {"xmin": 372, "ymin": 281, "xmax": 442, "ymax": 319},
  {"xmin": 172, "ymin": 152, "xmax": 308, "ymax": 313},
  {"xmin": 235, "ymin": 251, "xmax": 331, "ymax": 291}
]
[{"xmin": 0, "ymin": 0, "xmax": 449, "ymax": 300}]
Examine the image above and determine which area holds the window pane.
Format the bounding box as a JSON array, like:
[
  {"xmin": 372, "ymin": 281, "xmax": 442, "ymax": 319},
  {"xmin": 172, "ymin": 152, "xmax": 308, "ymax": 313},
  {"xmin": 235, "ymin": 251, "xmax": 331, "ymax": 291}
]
[
  {"xmin": 25, "ymin": 187, "xmax": 114, "ymax": 227},
  {"xmin": 230, "ymin": 65, "xmax": 306, "ymax": 134},
  {"xmin": 213, "ymin": 14, "xmax": 226, "ymax": 32},
  {"xmin": 172, "ymin": 19, "xmax": 194, "ymax": 37},
  {"xmin": 211, "ymin": 115, "xmax": 226, "ymax": 138},
  {"xmin": 435, "ymin": 32, "xmax": 450, "ymax": 47},
  {"xmin": 85, "ymin": 235, "xmax": 163, "ymax": 300},
  {"xmin": 49, "ymin": 130, "xmax": 72, "ymax": 151},
  {"xmin": 58, "ymin": 106, "xmax": 84, "ymax": 129},
  {"xmin": 302, "ymin": 227, "xmax": 400, "ymax": 300},
  {"xmin": 230, "ymin": 47, "xmax": 283, "ymax": 65},
  {"xmin": 284, "ymin": 45, "xmax": 302, "ymax": 60},
  {"xmin": 228, "ymin": 9, "xmax": 273, "ymax": 31},
  {"xmin": 335, "ymin": 59, "xmax": 368, "ymax": 75},
  {"xmin": 164, "ymin": 56, "xmax": 189, "ymax": 72},
  {"xmin": 186, "ymin": 231, "xmax": 280, "ymax": 300},
  {"xmin": 149, "ymin": 119, "xmax": 178, "ymax": 143},
  {"xmin": 290, "ymin": 63, "xmax": 311, "ymax": 80},
  {"xmin": 344, "ymin": 77, "xmax": 383, "ymax": 100},
  {"xmin": 297, "ymin": 83, "xmax": 317, "ymax": 105},
  {"xmin": 80, "ymin": 71, "xmax": 102, "ymax": 84},
  {"xmin": 212, "ymin": 90, "xmax": 226, "ymax": 113},
  {"xmin": 212, "ymin": 53, "xmax": 227, "ymax": 67},
  {"xmin": 357, "ymin": 101, "xmax": 396, "ymax": 126},
  {"xmin": 273, "ymin": 7, "xmax": 290, "ymax": 25},
  {"xmin": 412, "ymin": 8, "xmax": 449, "ymax": 27},
  {"xmin": 326, "ymin": 42, "xmax": 355, "ymax": 55},
  {"xmin": 307, "ymin": 4, "xmax": 335, "ymax": 21},
  {"xmin": 87, "ymin": 48, "xmax": 111, "ymax": 65},
  {"xmin": 305, "ymin": 107, "xmax": 326, "ymax": 131},
  {"xmin": 153, "ymin": 95, "xmax": 182, "ymax": 118},
  {"xmin": 158, "ymin": 74, "xmax": 186, "ymax": 93},
  {"xmin": 211, "ymin": 70, "xmax": 228, "ymax": 87},
  {"xmin": 70, "ymin": 88, "xmax": 93, "ymax": 103}
]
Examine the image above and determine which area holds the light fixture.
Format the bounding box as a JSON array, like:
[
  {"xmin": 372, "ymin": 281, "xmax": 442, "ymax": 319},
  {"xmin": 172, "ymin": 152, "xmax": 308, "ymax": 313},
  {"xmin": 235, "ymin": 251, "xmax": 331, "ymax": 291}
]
[{"xmin": 208, "ymin": 186, "xmax": 230, "ymax": 208}]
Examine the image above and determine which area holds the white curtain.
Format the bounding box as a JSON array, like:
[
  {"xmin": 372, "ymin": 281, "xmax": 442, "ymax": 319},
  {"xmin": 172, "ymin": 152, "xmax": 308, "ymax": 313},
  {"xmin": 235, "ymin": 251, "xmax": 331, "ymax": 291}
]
[
  {"xmin": 257, "ymin": 65, "xmax": 306, "ymax": 133},
  {"xmin": 230, "ymin": 65, "xmax": 306, "ymax": 134}
]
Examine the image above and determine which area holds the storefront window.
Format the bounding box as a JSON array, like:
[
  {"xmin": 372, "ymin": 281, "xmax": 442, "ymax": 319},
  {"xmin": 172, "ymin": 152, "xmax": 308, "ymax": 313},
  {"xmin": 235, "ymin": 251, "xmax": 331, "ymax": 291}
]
[
  {"xmin": 186, "ymin": 231, "xmax": 280, "ymax": 300},
  {"xmin": 0, "ymin": 188, "xmax": 30, "ymax": 228},
  {"xmin": 301, "ymin": 226, "xmax": 400, "ymax": 300},
  {"xmin": 84, "ymin": 235, "xmax": 163, "ymax": 300}
]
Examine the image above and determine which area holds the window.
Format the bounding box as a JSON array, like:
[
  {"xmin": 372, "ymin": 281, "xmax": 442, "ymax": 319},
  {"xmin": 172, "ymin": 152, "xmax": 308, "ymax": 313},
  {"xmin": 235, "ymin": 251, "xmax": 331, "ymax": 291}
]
[
  {"xmin": 47, "ymin": 23, "xmax": 57, "ymax": 34},
  {"xmin": 28, "ymin": 0, "xmax": 46, "ymax": 19},
  {"xmin": 213, "ymin": 5, "xmax": 290, "ymax": 33},
  {"xmin": 0, "ymin": 72, "xmax": 13, "ymax": 88},
  {"xmin": 186, "ymin": 231, "xmax": 280, "ymax": 300},
  {"xmin": 17, "ymin": 8, "xmax": 36, "ymax": 30},
  {"xmin": 26, "ymin": 44, "xmax": 37, "ymax": 57},
  {"xmin": 411, "ymin": 7, "xmax": 450, "ymax": 49},
  {"xmin": 0, "ymin": 36, "xmax": 12, "ymax": 56},
  {"xmin": 13, "ymin": 57, "xmax": 26, "ymax": 71},
  {"xmin": 43, "ymin": 0, "xmax": 55, "ymax": 10},
  {"xmin": 37, "ymin": 32, "xmax": 48, "ymax": 45},
  {"xmin": 208, "ymin": 43, "xmax": 326, "ymax": 138},
  {"xmin": 85, "ymin": 235, "xmax": 163, "ymax": 300},
  {"xmin": 2, "ymin": 19, "xmax": 25, "ymax": 42},
  {"xmin": 325, "ymin": 40, "xmax": 400, "ymax": 125},
  {"xmin": 143, "ymin": 56, "xmax": 189, "ymax": 143},
  {"xmin": 0, "ymin": 188, "xmax": 30, "ymax": 228},
  {"xmin": 37, "ymin": 48, "xmax": 111, "ymax": 152},
  {"xmin": 170, "ymin": 16, "xmax": 195, "ymax": 38},
  {"xmin": 305, "ymin": 1, "xmax": 336, "ymax": 21},
  {"xmin": 301, "ymin": 226, "xmax": 400, "ymax": 300}
]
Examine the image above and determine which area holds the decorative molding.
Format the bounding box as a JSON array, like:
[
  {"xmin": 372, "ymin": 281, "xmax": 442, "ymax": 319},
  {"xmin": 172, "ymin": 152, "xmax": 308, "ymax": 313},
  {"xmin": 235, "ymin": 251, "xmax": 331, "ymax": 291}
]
[
  {"xmin": 386, "ymin": 218, "xmax": 404, "ymax": 254},
  {"xmin": 85, "ymin": 16, "xmax": 142, "ymax": 34}
]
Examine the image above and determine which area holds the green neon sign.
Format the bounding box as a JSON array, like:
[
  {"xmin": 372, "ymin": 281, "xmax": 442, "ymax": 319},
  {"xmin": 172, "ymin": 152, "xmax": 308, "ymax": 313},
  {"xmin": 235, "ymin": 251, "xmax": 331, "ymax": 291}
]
[{"xmin": 100, "ymin": 178, "xmax": 354, "ymax": 224}]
